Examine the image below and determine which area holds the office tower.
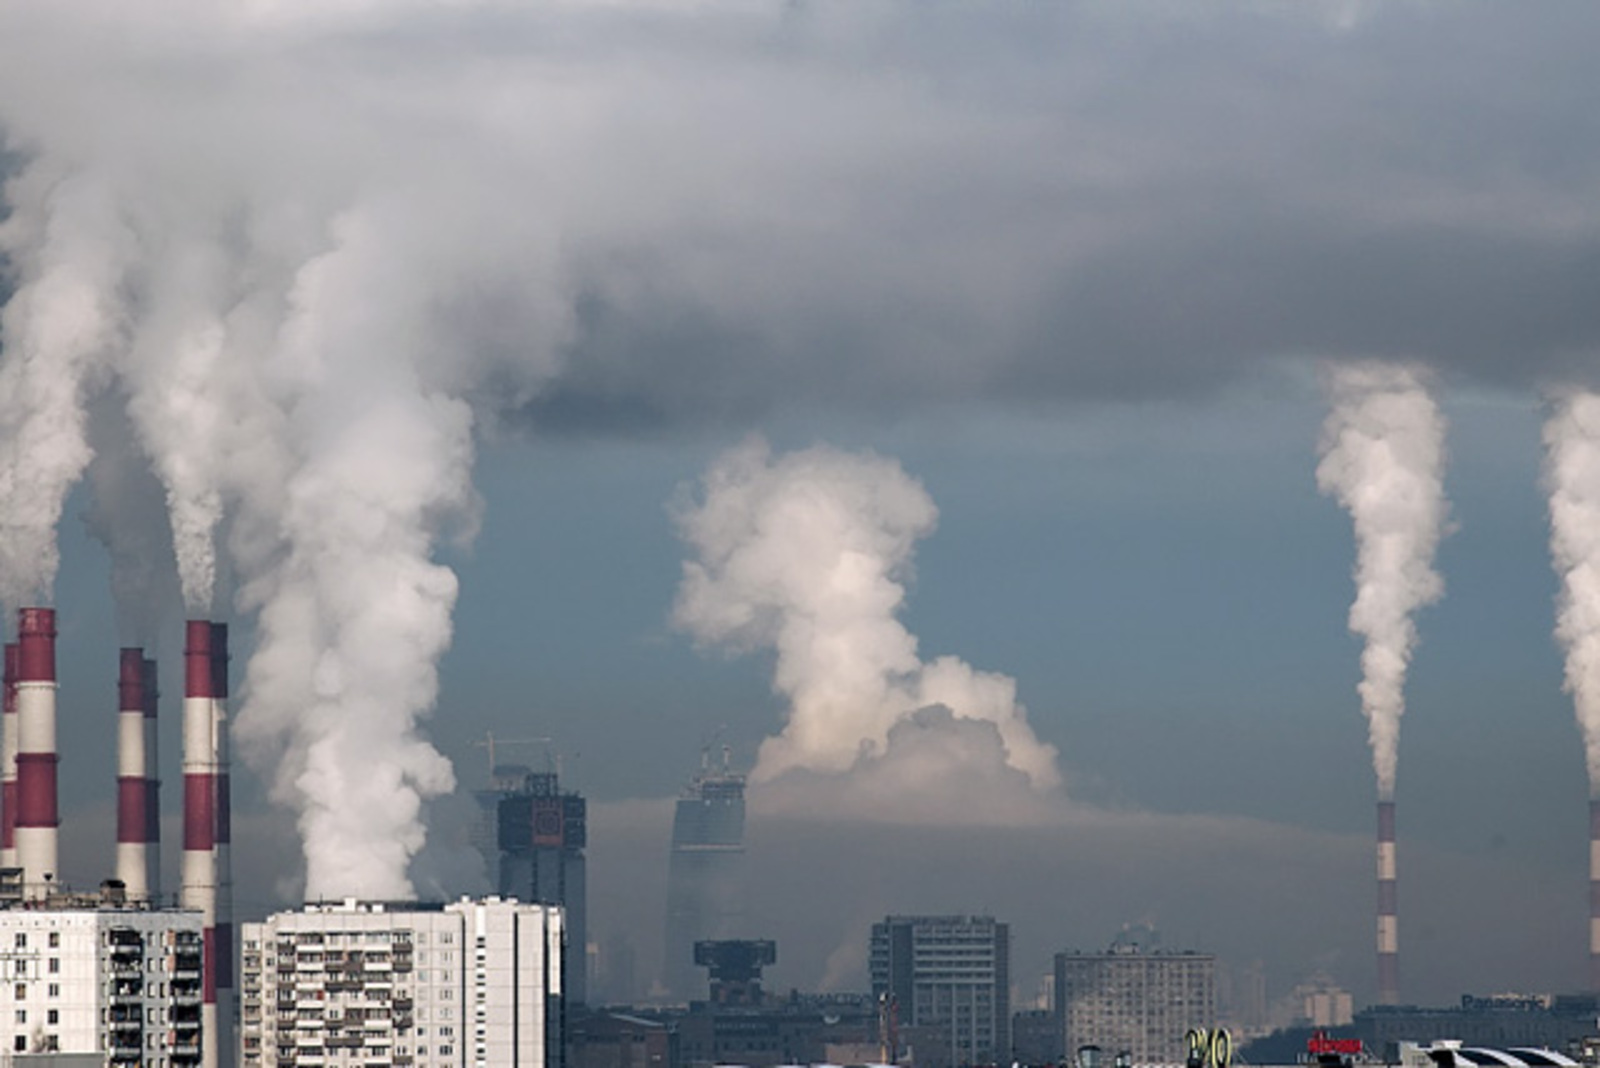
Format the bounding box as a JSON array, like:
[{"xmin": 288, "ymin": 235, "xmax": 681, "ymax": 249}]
[
  {"xmin": 870, "ymin": 914, "xmax": 1010, "ymax": 1068},
  {"xmin": 0, "ymin": 899, "xmax": 204, "ymax": 1063},
  {"xmin": 1054, "ymin": 942, "xmax": 1215, "ymax": 1066},
  {"xmin": 498, "ymin": 770, "xmax": 588, "ymax": 1004},
  {"xmin": 663, "ymin": 748, "xmax": 745, "ymax": 1000},
  {"xmin": 239, "ymin": 897, "xmax": 565, "ymax": 1067}
]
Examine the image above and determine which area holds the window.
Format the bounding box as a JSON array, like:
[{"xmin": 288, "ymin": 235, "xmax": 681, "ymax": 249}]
[
  {"xmin": 14, "ymin": 1010, "xmax": 24, "ymax": 1023},
  {"xmin": 13, "ymin": 933, "xmax": 23, "ymax": 949},
  {"xmin": 46, "ymin": 984, "xmax": 57, "ymax": 998},
  {"xmin": 46, "ymin": 932, "xmax": 57, "ymax": 948},
  {"xmin": 46, "ymin": 1009, "xmax": 57, "ymax": 1024},
  {"xmin": 14, "ymin": 984, "xmax": 23, "ymax": 999},
  {"xmin": 47, "ymin": 958, "xmax": 58, "ymax": 974}
]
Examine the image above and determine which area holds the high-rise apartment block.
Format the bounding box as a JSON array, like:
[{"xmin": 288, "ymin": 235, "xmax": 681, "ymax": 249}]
[
  {"xmin": 0, "ymin": 900, "xmax": 205, "ymax": 1064},
  {"xmin": 869, "ymin": 914, "xmax": 1010, "ymax": 1068},
  {"xmin": 239, "ymin": 898, "xmax": 565, "ymax": 1068},
  {"xmin": 1054, "ymin": 944, "xmax": 1215, "ymax": 1066}
]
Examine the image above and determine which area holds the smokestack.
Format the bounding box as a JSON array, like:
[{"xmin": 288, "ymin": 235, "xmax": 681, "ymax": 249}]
[
  {"xmin": 182, "ymin": 620, "xmax": 219, "ymax": 1066},
  {"xmin": 1590, "ymin": 799, "xmax": 1600, "ymax": 993},
  {"xmin": 210, "ymin": 623, "xmax": 233, "ymax": 1066},
  {"xmin": 1377, "ymin": 798, "xmax": 1399, "ymax": 1005},
  {"xmin": 14, "ymin": 608, "xmax": 58, "ymax": 900},
  {"xmin": 116, "ymin": 649, "xmax": 159, "ymax": 901},
  {"xmin": 2, "ymin": 642, "xmax": 16, "ymax": 871},
  {"xmin": 144, "ymin": 657, "xmax": 160, "ymax": 901}
]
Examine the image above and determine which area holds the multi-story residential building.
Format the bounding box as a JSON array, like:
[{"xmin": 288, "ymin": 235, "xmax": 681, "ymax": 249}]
[
  {"xmin": 1054, "ymin": 944, "xmax": 1215, "ymax": 1067},
  {"xmin": 0, "ymin": 899, "xmax": 205, "ymax": 1065},
  {"xmin": 239, "ymin": 897, "xmax": 565, "ymax": 1068},
  {"xmin": 869, "ymin": 914, "xmax": 1011, "ymax": 1068}
]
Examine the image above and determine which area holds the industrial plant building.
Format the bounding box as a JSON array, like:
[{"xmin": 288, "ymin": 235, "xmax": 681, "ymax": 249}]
[
  {"xmin": 663, "ymin": 749, "xmax": 746, "ymax": 1000},
  {"xmin": 869, "ymin": 914, "xmax": 1011, "ymax": 1068},
  {"xmin": 239, "ymin": 897, "xmax": 566, "ymax": 1068},
  {"xmin": 1054, "ymin": 941, "xmax": 1216, "ymax": 1067}
]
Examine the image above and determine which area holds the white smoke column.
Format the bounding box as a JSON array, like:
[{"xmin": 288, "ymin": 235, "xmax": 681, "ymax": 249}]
[
  {"xmin": 1316, "ymin": 362, "xmax": 1449, "ymax": 799},
  {"xmin": 231, "ymin": 200, "xmax": 480, "ymax": 900},
  {"xmin": 0, "ymin": 164, "xmax": 131, "ymax": 607},
  {"xmin": 121, "ymin": 242, "xmax": 235, "ymax": 614},
  {"xmin": 673, "ymin": 437, "xmax": 1060, "ymax": 790},
  {"xmin": 1544, "ymin": 390, "xmax": 1600, "ymax": 793}
]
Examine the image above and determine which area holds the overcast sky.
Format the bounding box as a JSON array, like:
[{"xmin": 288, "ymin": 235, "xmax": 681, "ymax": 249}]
[{"xmin": 5, "ymin": 0, "xmax": 1600, "ymax": 1013}]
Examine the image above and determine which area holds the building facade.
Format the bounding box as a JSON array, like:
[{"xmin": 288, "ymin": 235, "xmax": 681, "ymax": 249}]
[
  {"xmin": 239, "ymin": 897, "xmax": 565, "ymax": 1068},
  {"xmin": 1054, "ymin": 945, "xmax": 1215, "ymax": 1067},
  {"xmin": 0, "ymin": 903, "xmax": 205, "ymax": 1065},
  {"xmin": 499, "ymin": 772, "xmax": 587, "ymax": 1005},
  {"xmin": 870, "ymin": 914, "xmax": 1011, "ymax": 1068},
  {"xmin": 663, "ymin": 751, "xmax": 745, "ymax": 1001}
]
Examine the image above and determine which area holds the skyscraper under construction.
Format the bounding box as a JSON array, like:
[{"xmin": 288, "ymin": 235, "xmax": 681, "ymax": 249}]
[
  {"xmin": 498, "ymin": 769, "xmax": 588, "ymax": 1006},
  {"xmin": 663, "ymin": 747, "xmax": 746, "ymax": 1000}
]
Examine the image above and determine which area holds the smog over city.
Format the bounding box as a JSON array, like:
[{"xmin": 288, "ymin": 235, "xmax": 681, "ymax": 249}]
[{"xmin": 2, "ymin": 0, "xmax": 1600, "ymax": 1035}]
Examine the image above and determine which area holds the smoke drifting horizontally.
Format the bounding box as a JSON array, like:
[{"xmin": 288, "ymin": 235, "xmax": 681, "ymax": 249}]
[
  {"xmin": 673, "ymin": 438, "xmax": 1061, "ymax": 796},
  {"xmin": 1544, "ymin": 392, "xmax": 1600, "ymax": 796},
  {"xmin": 1317, "ymin": 363, "xmax": 1450, "ymax": 800}
]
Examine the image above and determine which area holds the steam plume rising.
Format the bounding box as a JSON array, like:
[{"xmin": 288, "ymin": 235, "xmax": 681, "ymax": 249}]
[
  {"xmin": 673, "ymin": 438, "xmax": 1060, "ymax": 791},
  {"xmin": 1544, "ymin": 391, "xmax": 1600, "ymax": 794},
  {"xmin": 0, "ymin": 2, "xmax": 569, "ymax": 896},
  {"xmin": 1542, "ymin": 391, "xmax": 1600, "ymax": 989},
  {"xmin": 0, "ymin": 170, "xmax": 129, "ymax": 607},
  {"xmin": 1316, "ymin": 363, "xmax": 1449, "ymax": 800}
]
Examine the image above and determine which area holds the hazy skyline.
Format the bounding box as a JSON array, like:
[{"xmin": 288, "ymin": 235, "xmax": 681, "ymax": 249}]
[{"xmin": 2, "ymin": 0, "xmax": 1599, "ymax": 1013}]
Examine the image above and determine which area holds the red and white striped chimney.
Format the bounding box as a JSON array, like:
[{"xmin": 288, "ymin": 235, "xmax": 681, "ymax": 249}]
[
  {"xmin": 1377, "ymin": 798, "xmax": 1399, "ymax": 1005},
  {"xmin": 210, "ymin": 623, "xmax": 233, "ymax": 1066},
  {"xmin": 116, "ymin": 649, "xmax": 159, "ymax": 901},
  {"xmin": 14, "ymin": 608, "xmax": 59, "ymax": 900},
  {"xmin": 1589, "ymin": 799, "xmax": 1600, "ymax": 992},
  {"xmin": 1, "ymin": 641, "xmax": 17, "ymax": 871},
  {"xmin": 182, "ymin": 620, "xmax": 220, "ymax": 1066},
  {"xmin": 144, "ymin": 657, "xmax": 160, "ymax": 901}
]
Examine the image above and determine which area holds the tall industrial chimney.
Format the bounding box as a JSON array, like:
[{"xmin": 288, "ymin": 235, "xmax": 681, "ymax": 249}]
[
  {"xmin": 144, "ymin": 656, "xmax": 160, "ymax": 900},
  {"xmin": 116, "ymin": 649, "xmax": 159, "ymax": 901},
  {"xmin": 1377, "ymin": 798, "xmax": 1399, "ymax": 1005},
  {"xmin": 14, "ymin": 608, "xmax": 59, "ymax": 900},
  {"xmin": 210, "ymin": 623, "xmax": 234, "ymax": 1066},
  {"xmin": 182, "ymin": 620, "xmax": 220, "ymax": 1066},
  {"xmin": 1, "ymin": 641, "xmax": 17, "ymax": 871},
  {"xmin": 1589, "ymin": 799, "xmax": 1600, "ymax": 992}
]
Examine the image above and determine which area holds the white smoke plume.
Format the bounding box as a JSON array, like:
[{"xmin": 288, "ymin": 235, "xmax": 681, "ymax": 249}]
[
  {"xmin": 1316, "ymin": 362, "xmax": 1449, "ymax": 800},
  {"xmin": 0, "ymin": 166, "xmax": 132, "ymax": 610},
  {"xmin": 1543, "ymin": 390, "xmax": 1600, "ymax": 796},
  {"xmin": 673, "ymin": 438, "xmax": 1061, "ymax": 794},
  {"xmin": 0, "ymin": 3, "xmax": 571, "ymax": 897}
]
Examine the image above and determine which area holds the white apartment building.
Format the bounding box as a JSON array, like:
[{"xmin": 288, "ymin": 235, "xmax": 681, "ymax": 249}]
[
  {"xmin": 239, "ymin": 897, "xmax": 564, "ymax": 1068},
  {"xmin": 1055, "ymin": 944, "xmax": 1215, "ymax": 1067},
  {"xmin": 0, "ymin": 903, "xmax": 205, "ymax": 1066}
]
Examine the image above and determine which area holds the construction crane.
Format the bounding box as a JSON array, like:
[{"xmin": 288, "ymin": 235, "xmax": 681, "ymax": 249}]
[{"xmin": 471, "ymin": 732, "xmax": 554, "ymax": 782}]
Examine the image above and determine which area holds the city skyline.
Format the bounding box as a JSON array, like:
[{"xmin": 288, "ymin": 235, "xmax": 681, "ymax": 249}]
[{"xmin": 0, "ymin": 0, "xmax": 1598, "ymax": 1019}]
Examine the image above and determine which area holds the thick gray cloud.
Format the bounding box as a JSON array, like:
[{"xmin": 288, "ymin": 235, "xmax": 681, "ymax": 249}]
[{"xmin": 509, "ymin": 1, "xmax": 1600, "ymax": 431}]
